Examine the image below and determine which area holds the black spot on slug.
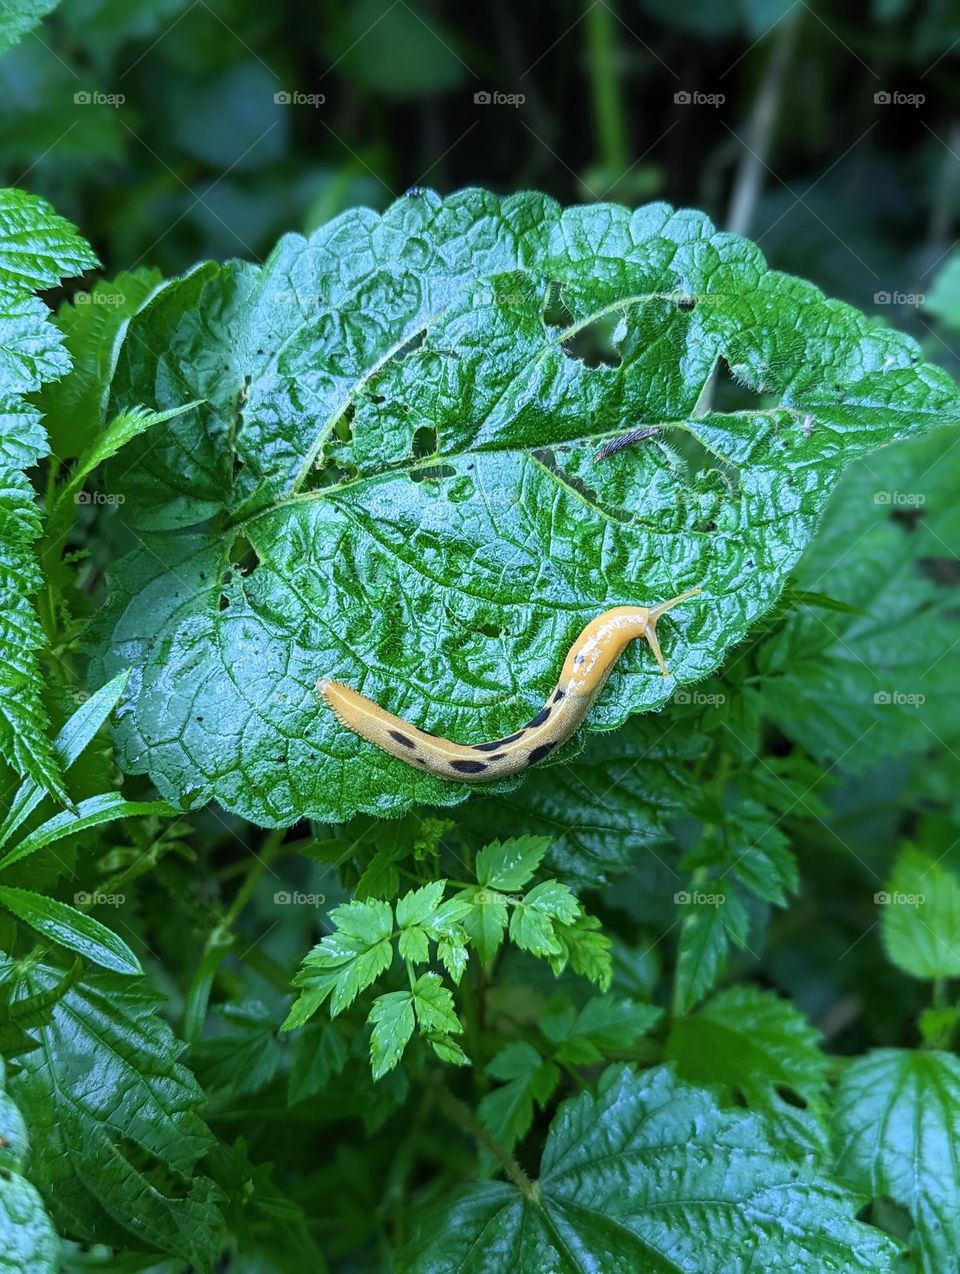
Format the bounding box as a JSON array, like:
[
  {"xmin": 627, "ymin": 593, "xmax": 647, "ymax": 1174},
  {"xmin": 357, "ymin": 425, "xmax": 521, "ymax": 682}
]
[
  {"xmin": 525, "ymin": 704, "xmax": 551, "ymax": 728},
  {"xmin": 450, "ymin": 758, "xmax": 488, "ymax": 774},
  {"xmin": 574, "ymin": 654, "xmax": 585, "ymax": 665},
  {"xmin": 486, "ymin": 752, "xmax": 508, "ymax": 762},
  {"xmin": 528, "ymin": 741, "xmax": 558, "ymax": 765},
  {"xmin": 389, "ymin": 730, "xmax": 416, "ymax": 749},
  {"xmin": 553, "ymin": 688, "xmax": 566, "ymax": 701},
  {"xmin": 473, "ymin": 730, "xmax": 525, "ymax": 752}
]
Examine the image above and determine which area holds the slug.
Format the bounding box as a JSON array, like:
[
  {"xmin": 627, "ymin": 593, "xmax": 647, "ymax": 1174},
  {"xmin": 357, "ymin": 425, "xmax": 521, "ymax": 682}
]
[{"xmin": 317, "ymin": 587, "xmax": 700, "ymax": 783}]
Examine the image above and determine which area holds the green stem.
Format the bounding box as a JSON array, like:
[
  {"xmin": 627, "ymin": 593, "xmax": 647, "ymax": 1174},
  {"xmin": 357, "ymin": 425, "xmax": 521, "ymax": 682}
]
[
  {"xmin": 182, "ymin": 830, "xmax": 286, "ymax": 1045},
  {"xmin": 584, "ymin": 0, "xmax": 628, "ymax": 182},
  {"xmin": 430, "ymin": 1078, "xmax": 537, "ymax": 1201}
]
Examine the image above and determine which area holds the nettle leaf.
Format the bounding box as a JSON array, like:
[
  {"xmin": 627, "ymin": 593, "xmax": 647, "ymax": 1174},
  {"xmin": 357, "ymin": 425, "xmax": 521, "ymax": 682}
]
[
  {"xmin": 763, "ymin": 429, "xmax": 960, "ymax": 768},
  {"xmin": 880, "ymin": 846, "xmax": 960, "ymax": 978},
  {"xmin": 834, "ymin": 1049, "xmax": 960, "ymax": 1274},
  {"xmin": 0, "ymin": 956, "xmax": 223, "ymax": 1271},
  {"xmin": 0, "ymin": 1059, "xmax": 59, "ymax": 1272},
  {"xmin": 403, "ymin": 1065, "xmax": 899, "ymax": 1273},
  {"xmin": 0, "ymin": 187, "xmax": 98, "ymax": 802},
  {"xmin": 666, "ymin": 985, "xmax": 830, "ymax": 1155},
  {"xmin": 86, "ymin": 189, "xmax": 960, "ymax": 825}
]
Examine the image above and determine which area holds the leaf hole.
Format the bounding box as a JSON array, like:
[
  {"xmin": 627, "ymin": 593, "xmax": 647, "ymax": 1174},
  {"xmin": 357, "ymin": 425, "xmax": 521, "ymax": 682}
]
[
  {"xmin": 891, "ymin": 507, "xmax": 925, "ymax": 533},
  {"xmin": 774, "ymin": 1084, "xmax": 807, "ymax": 1110},
  {"xmin": 543, "ymin": 280, "xmax": 574, "ymax": 329},
  {"xmin": 396, "ymin": 330, "xmax": 425, "ymax": 359},
  {"xmin": 228, "ymin": 537, "xmax": 260, "ymax": 575},
  {"xmin": 411, "ymin": 425, "xmax": 438, "ymax": 459}
]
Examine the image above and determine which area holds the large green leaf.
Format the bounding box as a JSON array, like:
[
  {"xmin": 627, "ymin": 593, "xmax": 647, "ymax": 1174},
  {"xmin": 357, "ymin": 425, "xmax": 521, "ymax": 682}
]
[
  {"xmin": 87, "ymin": 189, "xmax": 960, "ymax": 824},
  {"xmin": 762, "ymin": 428, "xmax": 960, "ymax": 768},
  {"xmin": 0, "ymin": 955, "xmax": 223, "ymax": 1270},
  {"xmin": 0, "ymin": 1058, "xmax": 59, "ymax": 1272},
  {"xmin": 834, "ymin": 1049, "xmax": 960, "ymax": 1274},
  {"xmin": 403, "ymin": 1064, "xmax": 898, "ymax": 1272},
  {"xmin": 0, "ymin": 187, "xmax": 97, "ymax": 801}
]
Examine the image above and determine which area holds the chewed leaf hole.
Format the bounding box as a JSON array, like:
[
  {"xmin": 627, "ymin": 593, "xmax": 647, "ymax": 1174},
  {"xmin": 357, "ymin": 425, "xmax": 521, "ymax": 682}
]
[
  {"xmin": 228, "ymin": 536, "xmax": 260, "ymax": 575},
  {"xmin": 558, "ymin": 310, "xmax": 622, "ymax": 369},
  {"xmin": 543, "ymin": 280, "xmax": 574, "ymax": 329},
  {"xmin": 411, "ymin": 425, "xmax": 439, "ymax": 459}
]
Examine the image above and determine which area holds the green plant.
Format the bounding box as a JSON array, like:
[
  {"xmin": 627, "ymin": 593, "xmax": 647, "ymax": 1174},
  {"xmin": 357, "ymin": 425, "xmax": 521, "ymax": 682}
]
[{"xmin": 3, "ymin": 167, "xmax": 960, "ymax": 1274}]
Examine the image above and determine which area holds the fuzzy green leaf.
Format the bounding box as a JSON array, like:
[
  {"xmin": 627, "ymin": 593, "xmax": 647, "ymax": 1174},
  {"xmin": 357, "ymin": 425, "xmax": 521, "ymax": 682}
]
[
  {"xmin": 880, "ymin": 846, "xmax": 960, "ymax": 979},
  {"xmin": 403, "ymin": 1065, "xmax": 899, "ymax": 1272},
  {"xmin": 0, "ymin": 187, "xmax": 98, "ymax": 802},
  {"xmin": 834, "ymin": 1049, "xmax": 960, "ymax": 1274},
  {"xmin": 85, "ymin": 190, "xmax": 960, "ymax": 824},
  {"xmin": 0, "ymin": 956, "xmax": 223, "ymax": 1270}
]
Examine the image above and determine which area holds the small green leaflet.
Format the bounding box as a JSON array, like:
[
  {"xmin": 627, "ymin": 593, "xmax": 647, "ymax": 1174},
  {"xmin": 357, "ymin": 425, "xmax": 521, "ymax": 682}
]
[
  {"xmin": 834, "ymin": 1049, "xmax": 960, "ymax": 1274},
  {"xmin": 508, "ymin": 880, "xmax": 580, "ymax": 957},
  {"xmin": 475, "ymin": 837, "xmax": 551, "ymax": 892},
  {"xmin": 87, "ymin": 189, "xmax": 960, "ymax": 824},
  {"xmin": 477, "ymin": 1042, "xmax": 559, "ymax": 1152},
  {"xmin": 284, "ymin": 897, "xmax": 394, "ymax": 1025},
  {"xmin": 402, "ymin": 1065, "xmax": 899, "ymax": 1273},
  {"xmin": 0, "ymin": 885, "xmax": 141, "ymax": 975},
  {"xmin": 673, "ymin": 887, "xmax": 750, "ymax": 1013},
  {"xmin": 368, "ymin": 972, "xmax": 465, "ymax": 1079},
  {"xmin": 541, "ymin": 993, "xmax": 662, "ymax": 1064}
]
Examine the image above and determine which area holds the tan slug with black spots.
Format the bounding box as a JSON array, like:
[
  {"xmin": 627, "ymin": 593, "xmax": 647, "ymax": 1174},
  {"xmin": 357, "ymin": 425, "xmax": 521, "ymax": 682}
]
[{"xmin": 317, "ymin": 587, "xmax": 700, "ymax": 782}]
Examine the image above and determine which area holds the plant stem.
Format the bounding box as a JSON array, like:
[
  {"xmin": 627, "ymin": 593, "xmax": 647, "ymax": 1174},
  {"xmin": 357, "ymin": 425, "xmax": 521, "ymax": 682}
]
[
  {"xmin": 431, "ymin": 1078, "xmax": 538, "ymax": 1201},
  {"xmin": 584, "ymin": 0, "xmax": 628, "ymax": 184},
  {"xmin": 182, "ymin": 829, "xmax": 286, "ymax": 1045}
]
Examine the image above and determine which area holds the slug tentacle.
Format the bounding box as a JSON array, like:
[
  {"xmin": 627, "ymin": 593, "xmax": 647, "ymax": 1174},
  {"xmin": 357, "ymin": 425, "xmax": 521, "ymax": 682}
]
[{"xmin": 317, "ymin": 587, "xmax": 700, "ymax": 783}]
